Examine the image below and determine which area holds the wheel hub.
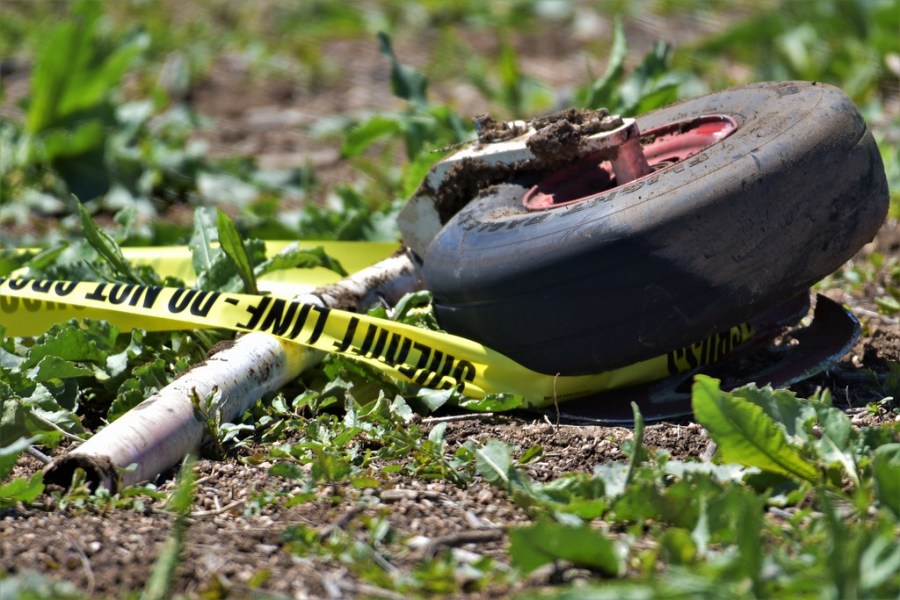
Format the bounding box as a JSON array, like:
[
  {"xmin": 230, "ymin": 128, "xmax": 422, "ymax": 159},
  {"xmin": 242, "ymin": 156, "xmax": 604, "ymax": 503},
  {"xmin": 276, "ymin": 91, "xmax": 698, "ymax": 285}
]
[{"xmin": 523, "ymin": 115, "xmax": 738, "ymax": 210}]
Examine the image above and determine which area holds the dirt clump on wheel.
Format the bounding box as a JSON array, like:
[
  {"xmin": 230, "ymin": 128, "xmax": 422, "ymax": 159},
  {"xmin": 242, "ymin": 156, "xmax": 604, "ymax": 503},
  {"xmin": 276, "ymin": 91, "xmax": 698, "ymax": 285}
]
[{"xmin": 433, "ymin": 107, "xmax": 627, "ymax": 224}]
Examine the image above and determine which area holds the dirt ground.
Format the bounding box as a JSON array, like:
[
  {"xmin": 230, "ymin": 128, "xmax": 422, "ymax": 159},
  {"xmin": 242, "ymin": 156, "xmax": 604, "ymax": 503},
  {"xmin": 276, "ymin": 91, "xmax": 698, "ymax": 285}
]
[
  {"xmin": 3, "ymin": 381, "xmax": 898, "ymax": 598},
  {"xmin": 2, "ymin": 23, "xmax": 900, "ymax": 600}
]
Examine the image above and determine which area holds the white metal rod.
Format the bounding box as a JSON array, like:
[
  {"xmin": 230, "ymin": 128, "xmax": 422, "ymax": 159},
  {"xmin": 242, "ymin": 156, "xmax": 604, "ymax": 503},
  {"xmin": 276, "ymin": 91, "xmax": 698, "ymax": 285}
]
[{"xmin": 44, "ymin": 254, "xmax": 420, "ymax": 491}]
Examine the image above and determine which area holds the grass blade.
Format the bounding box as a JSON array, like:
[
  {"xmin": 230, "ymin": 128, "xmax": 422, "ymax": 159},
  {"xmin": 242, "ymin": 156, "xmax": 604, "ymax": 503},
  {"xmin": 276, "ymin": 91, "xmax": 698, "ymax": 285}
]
[
  {"xmin": 216, "ymin": 208, "xmax": 258, "ymax": 295},
  {"xmin": 78, "ymin": 202, "xmax": 145, "ymax": 284},
  {"xmin": 377, "ymin": 31, "xmax": 427, "ymax": 107},
  {"xmin": 141, "ymin": 456, "xmax": 196, "ymax": 600},
  {"xmin": 509, "ymin": 520, "xmax": 620, "ymax": 576},
  {"xmin": 583, "ymin": 15, "xmax": 626, "ymax": 110},
  {"xmin": 624, "ymin": 401, "xmax": 646, "ymax": 487},
  {"xmin": 872, "ymin": 443, "xmax": 900, "ymax": 517}
]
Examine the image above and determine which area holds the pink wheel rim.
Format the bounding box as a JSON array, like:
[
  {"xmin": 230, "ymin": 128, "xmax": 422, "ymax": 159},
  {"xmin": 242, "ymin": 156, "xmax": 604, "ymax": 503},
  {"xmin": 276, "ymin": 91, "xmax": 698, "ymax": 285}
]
[{"xmin": 522, "ymin": 115, "xmax": 738, "ymax": 211}]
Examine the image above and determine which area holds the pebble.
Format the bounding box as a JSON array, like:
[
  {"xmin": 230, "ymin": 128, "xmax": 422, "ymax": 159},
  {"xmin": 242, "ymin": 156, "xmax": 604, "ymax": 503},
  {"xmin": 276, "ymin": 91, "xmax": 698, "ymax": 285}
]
[
  {"xmin": 406, "ymin": 535, "xmax": 430, "ymax": 550},
  {"xmin": 380, "ymin": 488, "xmax": 418, "ymax": 502},
  {"xmin": 464, "ymin": 510, "xmax": 488, "ymax": 529},
  {"xmin": 255, "ymin": 543, "xmax": 278, "ymax": 555},
  {"xmin": 475, "ymin": 488, "xmax": 494, "ymax": 504}
]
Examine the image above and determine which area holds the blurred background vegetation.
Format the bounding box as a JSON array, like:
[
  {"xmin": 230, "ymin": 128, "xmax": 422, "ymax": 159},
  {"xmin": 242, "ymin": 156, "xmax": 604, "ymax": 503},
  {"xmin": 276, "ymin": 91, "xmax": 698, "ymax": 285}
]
[{"xmin": 0, "ymin": 0, "xmax": 897, "ymax": 246}]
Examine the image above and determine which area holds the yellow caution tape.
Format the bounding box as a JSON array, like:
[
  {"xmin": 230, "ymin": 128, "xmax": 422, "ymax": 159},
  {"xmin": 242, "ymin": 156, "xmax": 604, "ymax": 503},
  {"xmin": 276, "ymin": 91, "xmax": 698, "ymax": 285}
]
[
  {"xmin": 7, "ymin": 241, "xmax": 399, "ymax": 328},
  {"xmin": 0, "ymin": 275, "xmax": 753, "ymax": 408}
]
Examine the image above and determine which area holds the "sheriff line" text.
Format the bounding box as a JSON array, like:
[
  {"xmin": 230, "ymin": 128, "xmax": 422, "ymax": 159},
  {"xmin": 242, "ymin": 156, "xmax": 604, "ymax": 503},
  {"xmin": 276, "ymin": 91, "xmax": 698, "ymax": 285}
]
[
  {"xmin": 232, "ymin": 295, "xmax": 476, "ymax": 392},
  {"xmin": 665, "ymin": 323, "xmax": 753, "ymax": 375}
]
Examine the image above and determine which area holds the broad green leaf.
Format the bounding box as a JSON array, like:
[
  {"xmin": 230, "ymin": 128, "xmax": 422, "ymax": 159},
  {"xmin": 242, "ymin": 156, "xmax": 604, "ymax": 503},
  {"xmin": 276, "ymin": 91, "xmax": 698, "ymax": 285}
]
[
  {"xmin": 29, "ymin": 400, "xmax": 87, "ymax": 439},
  {"xmin": 254, "ymin": 245, "xmax": 347, "ymax": 278},
  {"xmin": 427, "ymin": 421, "xmax": 447, "ymax": 445},
  {"xmin": 475, "ymin": 439, "xmax": 512, "ymax": 488},
  {"xmin": 189, "ymin": 207, "xmax": 245, "ymax": 290},
  {"xmin": 872, "ymin": 443, "xmax": 900, "ymax": 517},
  {"xmin": 659, "ymin": 528, "xmax": 697, "ymax": 565},
  {"xmin": 341, "ymin": 115, "xmax": 402, "ymax": 157},
  {"xmin": 109, "ymin": 357, "xmax": 170, "ymax": 421},
  {"xmin": 592, "ymin": 462, "xmax": 629, "ymax": 498},
  {"xmin": 189, "ymin": 206, "xmax": 220, "ymax": 280},
  {"xmin": 38, "ymin": 120, "xmax": 105, "ymax": 160},
  {"xmin": 618, "ymin": 41, "xmax": 675, "ymax": 114},
  {"xmin": 216, "ymin": 208, "xmax": 258, "ymax": 294},
  {"xmin": 27, "ymin": 355, "xmax": 94, "ymax": 382},
  {"xmin": 692, "ymin": 376, "xmax": 819, "ymax": 482},
  {"xmin": 269, "ymin": 461, "xmax": 305, "ymax": 480},
  {"xmin": 0, "ymin": 249, "xmax": 34, "ymax": 278},
  {"xmin": 664, "ymin": 461, "xmax": 753, "ymax": 483},
  {"xmin": 0, "ymin": 347, "xmax": 24, "ymax": 371},
  {"xmin": 310, "ymin": 447, "xmax": 352, "ymax": 482},
  {"xmin": 3, "ymin": 372, "xmax": 85, "ymax": 441},
  {"xmin": 61, "ymin": 35, "xmax": 145, "ymax": 127},
  {"xmin": 509, "ymin": 520, "xmax": 620, "ymax": 575},
  {"xmin": 6, "ymin": 0, "xmax": 147, "ymax": 200},
  {"xmin": 553, "ymin": 497, "xmax": 609, "ymax": 521},
  {"xmin": 401, "ymin": 116, "xmax": 430, "ymax": 160},
  {"xmin": 391, "ymin": 290, "xmax": 434, "ymax": 324},
  {"xmin": 0, "ymin": 472, "xmax": 44, "ymax": 508},
  {"xmin": 0, "ymin": 436, "xmax": 38, "ymax": 480},
  {"xmin": 0, "ymin": 377, "xmax": 31, "ymax": 445},
  {"xmin": 351, "ymin": 476, "xmax": 380, "ymax": 489},
  {"xmin": 456, "ymin": 393, "xmax": 523, "ymax": 412},
  {"xmin": 414, "ymin": 388, "xmax": 454, "ymax": 413},
  {"xmin": 815, "ymin": 405, "xmax": 858, "ymax": 485},
  {"xmin": 197, "ymin": 172, "xmax": 259, "ymax": 207},
  {"xmin": 24, "ymin": 321, "xmax": 116, "ymax": 369},
  {"xmin": 389, "ymin": 396, "xmax": 413, "ymax": 422},
  {"xmin": 539, "ymin": 475, "xmax": 608, "ymax": 519},
  {"xmin": 633, "ymin": 81, "xmax": 681, "ymax": 114},
  {"xmin": 860, "ymin": 534, "xmax": 900, "ymax": 591},
  {"xmin": 731, "ymin": 384, "xmax": 814, "ymax": 442}
]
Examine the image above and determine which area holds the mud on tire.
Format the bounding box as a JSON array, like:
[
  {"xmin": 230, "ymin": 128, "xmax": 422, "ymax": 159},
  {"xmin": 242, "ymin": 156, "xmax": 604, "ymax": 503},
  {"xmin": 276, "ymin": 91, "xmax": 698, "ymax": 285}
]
[{"xmin": 421, "ymin": 81, "xmax": 889, "ymax": 375}]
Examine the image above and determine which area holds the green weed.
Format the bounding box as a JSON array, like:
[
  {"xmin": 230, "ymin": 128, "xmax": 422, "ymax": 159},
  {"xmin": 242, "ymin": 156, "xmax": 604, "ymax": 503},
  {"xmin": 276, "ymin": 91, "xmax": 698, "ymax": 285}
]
[
  {"xmin": 466, "ymin": 383, "xmax": 900, "ymax": 596},
  {"xmin": 1, "ymin": 2, "xmax": 898, "ymax": 597}
]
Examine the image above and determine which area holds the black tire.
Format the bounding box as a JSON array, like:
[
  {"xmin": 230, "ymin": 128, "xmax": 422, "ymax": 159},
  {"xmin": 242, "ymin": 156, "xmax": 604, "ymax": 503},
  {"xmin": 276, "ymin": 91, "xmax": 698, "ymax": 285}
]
[{"xmin": 421, "ymin": 81, "xmax": 889, "ymax": 376}]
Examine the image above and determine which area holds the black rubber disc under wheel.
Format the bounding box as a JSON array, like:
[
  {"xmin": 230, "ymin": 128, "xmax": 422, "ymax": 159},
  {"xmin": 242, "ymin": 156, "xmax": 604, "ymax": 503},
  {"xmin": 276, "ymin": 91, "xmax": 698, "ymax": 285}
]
[{"xmin": 421, "ymin": 81, "xmax": 889, "ymax": 376}]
